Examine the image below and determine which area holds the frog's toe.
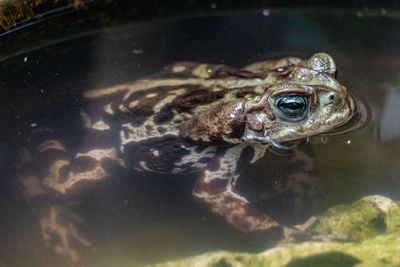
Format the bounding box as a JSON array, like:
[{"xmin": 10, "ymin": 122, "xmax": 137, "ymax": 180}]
[
  {"xmin": 68, "ymin": 222, "xmax": 98, "ymax": 253},
  {"xmin": 293, "ymin": 216, "xmax": 318, "ymax": 232},
  {"xmin": 283, "ymin": 216, "xmax": 349, "ymax": 243},
  {"xmin": 39, "ymin": 205, "xmax": 97, "ymax": 263},
  {"xmin": 311, "ymin": 233, "xmax": 349, "ymax": 242},
  {"xmin": 282, "ymin": 226, "xmax": 310, "ymax": 242}
]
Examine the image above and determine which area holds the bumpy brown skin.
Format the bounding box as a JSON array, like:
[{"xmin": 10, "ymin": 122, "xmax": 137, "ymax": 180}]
[
  {"xmin": 16, "ymin": 53, "xmax": 355, "ymax": 264},
  {"xmin": 180, "ymin": 100, "xmax": 246, "ymax": 143}
]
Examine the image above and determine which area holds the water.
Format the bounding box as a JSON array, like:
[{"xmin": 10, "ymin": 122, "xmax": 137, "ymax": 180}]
[{"xmin": 1, "ymin": 8, "xmax": 400, "ymax": 267}]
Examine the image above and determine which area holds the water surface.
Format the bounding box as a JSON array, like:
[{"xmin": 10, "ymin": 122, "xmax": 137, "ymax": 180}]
[{"xmin": 1, "ymin": 8, "xmax": 400, "ymax": 267}]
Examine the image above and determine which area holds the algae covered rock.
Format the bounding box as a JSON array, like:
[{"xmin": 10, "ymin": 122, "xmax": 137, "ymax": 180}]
[
  {"xmin": 152, "ymin": 195, "xmax": 400, "ymax": 267},
  {"xmin": 311, "ymin": 195, "xmax": 400, "ymax": 240},
  {"xmin": 152, "ymin": 234, "xmax": 400, "ymax": 267}
]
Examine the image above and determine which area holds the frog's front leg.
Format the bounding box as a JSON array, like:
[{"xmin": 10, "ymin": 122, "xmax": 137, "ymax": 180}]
[
  {"xmin": 193, "ymin": 144, "xmax": 279, "ymax": 232},
  {"xmin": 193, "ymin": 144, "xmax": 309, "ymax": 240},
  {"xmin": 17, "ymin": 126, "xmax": 123, "ymax": 263}
]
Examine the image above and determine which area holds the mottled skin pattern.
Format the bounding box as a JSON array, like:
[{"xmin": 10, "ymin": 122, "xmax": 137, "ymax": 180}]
[{"xmin": 16, "ymin": 53, "xmax": 355, "ymax": 264}]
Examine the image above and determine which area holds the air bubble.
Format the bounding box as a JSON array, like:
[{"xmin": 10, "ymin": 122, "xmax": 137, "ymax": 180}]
[
  {"xmin": 131, "ymin": 49, "xmax": 144, "ymax": 54},
  {"xmin": 262, "ymin": 9, "xmax": 270, "ymax": 16}
]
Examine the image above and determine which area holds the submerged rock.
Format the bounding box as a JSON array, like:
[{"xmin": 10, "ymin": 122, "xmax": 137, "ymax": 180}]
[
  {"xmin": 152, "ymin": 195, "xmax": 400, "ymax": 267},
  {"xmin": 311, "ymin": 195, "xmax": 400, "ymax": 240}
]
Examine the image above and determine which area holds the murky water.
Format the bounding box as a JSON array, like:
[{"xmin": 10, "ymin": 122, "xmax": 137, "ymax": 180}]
[{"xmin": 1, "ymin": 8, "xmax": 400, "ymax": 267}]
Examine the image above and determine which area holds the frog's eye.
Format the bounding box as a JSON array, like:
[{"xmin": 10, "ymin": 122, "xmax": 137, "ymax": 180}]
[{"xmin": 274, "ymin": 94, "xmax": 309, "ymax": 121}]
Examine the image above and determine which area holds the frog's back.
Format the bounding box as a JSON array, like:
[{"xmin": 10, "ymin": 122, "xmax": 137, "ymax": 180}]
[{"xmin": 79, "ymin": 61, "xmax": 271, "ymax": 173}]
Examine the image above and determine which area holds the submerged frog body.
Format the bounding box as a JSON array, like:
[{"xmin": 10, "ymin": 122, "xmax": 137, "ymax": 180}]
[{"xmin": 17, "ymin": 52, "xmax": 355, "ymax": 263}]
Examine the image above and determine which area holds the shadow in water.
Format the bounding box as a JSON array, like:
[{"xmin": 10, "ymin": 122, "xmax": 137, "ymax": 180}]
[{"xmin": 285, "ymin": 251, "xmax": 360, "ymax": 267}]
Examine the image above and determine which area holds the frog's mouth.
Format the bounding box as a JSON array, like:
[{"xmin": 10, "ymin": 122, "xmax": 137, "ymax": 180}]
[
  {"xmin": 323, "ymin": 93, "xmax": 367, "ymax": 136},
  {"xmin": 316, "ymin": 91, "xmax": 357, "ymax": 131}
]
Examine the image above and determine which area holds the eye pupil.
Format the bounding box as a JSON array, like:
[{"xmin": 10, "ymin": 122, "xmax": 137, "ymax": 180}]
[
  {"xmin": 275, "ymin": 95, "xmax": 308, "ymax": 119},
  {"xmin": 281, "ymin": 101, "xmax": 303, "ymax": 110}
]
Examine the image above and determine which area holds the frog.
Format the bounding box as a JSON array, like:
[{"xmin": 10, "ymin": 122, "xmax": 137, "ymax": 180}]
[{"xmin": 16, "ymin": 52, "xmax": 356, "ymax": 264}]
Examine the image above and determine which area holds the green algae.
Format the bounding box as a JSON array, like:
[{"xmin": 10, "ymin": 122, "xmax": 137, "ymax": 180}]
[
  {"xmin": 152, "ymin": 195, "xmax": 400, "ymax": 267},
  {"xmin": 311, "ymin": 195, "xmax": 400, "ymax": 240}
]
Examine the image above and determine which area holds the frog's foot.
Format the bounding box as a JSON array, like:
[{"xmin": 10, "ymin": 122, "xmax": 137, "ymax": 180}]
[
  {"xmin": 39, "ymin": 205, "xmax": 97, "ymax": 263},
  {"xmin": 283, "ymin": 216, "xmax": 348, "ymax": 242},
  {"xmin": 282, "ymin": 226, "xmax": 311, "ymax": 242},
  {"xmin": 282, "ymin": 216, "xmax": 317, "ymax": 242},
  {"xmin": 311, "ymin": 233, "xmax": 349, "ymax": 242}
]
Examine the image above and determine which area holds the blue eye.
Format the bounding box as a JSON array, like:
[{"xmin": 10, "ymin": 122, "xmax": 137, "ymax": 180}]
[{"xmin": 275, "ymin": 94, "xmax": 309, "ymax": 119}]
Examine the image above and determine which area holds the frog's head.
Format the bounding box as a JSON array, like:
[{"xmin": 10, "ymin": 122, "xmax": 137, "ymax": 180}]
[{"xmin": 242, "ymin": 52, "xmax": 356, "ymax": 143}]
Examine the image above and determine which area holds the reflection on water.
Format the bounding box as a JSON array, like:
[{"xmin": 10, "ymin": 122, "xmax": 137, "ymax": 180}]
[
  {"xmin": 1, "ymin": 8, "xmax": 400, "ymax": 267},
  {"xmin": 374, "ymin": 83, "xmax": 400, "ymax": 143}
]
